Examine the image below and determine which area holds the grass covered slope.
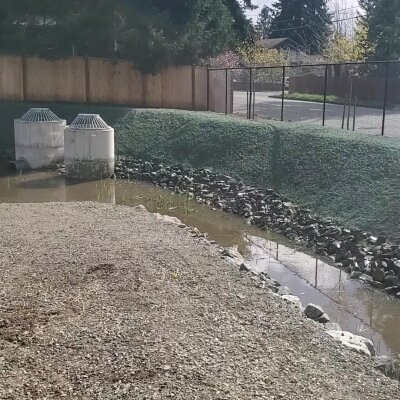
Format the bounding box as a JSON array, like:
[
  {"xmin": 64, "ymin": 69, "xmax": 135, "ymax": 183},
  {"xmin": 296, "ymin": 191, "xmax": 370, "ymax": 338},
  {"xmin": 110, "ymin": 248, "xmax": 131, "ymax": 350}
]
[{"xmin": 116, "ymin": 109, "xmax": 400, "ymax": 238}]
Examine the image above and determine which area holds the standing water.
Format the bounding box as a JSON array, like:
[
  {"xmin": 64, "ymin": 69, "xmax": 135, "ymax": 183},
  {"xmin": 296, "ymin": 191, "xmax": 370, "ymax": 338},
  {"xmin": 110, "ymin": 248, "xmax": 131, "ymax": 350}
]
[{"xmin": 0, "ymin": 170, "xmax": 399, "ymax": 356}]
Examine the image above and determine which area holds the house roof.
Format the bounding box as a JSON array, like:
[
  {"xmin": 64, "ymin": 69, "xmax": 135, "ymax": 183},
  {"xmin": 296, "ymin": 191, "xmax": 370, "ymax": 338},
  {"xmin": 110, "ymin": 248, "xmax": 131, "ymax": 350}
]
[{"xmin": 258, "ymin": 37, "xmax": 302, "ymax": 50}]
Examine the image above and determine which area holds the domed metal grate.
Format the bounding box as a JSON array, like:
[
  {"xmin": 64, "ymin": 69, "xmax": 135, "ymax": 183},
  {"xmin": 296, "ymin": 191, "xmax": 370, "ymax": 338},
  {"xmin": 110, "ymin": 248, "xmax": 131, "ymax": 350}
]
[
  {"xmin": 69, "ymin": 114, "xmax": 110, "ymax": 130},
  {"xmin": 19, "ymin": 108, "xmax": 62, "ymax": 122}
]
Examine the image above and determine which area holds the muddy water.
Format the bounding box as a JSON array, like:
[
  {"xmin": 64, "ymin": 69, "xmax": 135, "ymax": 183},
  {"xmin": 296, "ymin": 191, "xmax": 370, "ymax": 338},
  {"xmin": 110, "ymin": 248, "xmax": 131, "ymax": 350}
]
[{"xmin": 0, "ymin": 171, "xmax": 399, "ymax": 356}]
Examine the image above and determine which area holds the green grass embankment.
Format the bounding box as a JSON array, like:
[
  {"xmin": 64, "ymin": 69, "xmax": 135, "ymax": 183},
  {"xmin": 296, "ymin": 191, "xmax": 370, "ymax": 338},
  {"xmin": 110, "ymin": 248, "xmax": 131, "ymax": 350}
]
[{"xmin": 116, "ymin": 109, "xmax": 400, "ymax": 238}]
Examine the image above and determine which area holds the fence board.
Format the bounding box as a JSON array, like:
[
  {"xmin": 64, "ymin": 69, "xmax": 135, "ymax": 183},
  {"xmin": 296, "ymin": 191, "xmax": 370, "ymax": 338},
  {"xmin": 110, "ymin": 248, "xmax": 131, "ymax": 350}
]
[
  {"xmin": 24, "ymin": 57, "xmax": 86, "ymax": 102},
  {"xmin": 144, "ymin": 73, "xmax": 162, "ymax": 108},
  {"xmin": 194, "ymin": 68, "xmax": 208, "ymax": 111},
  {"xmin": 161, "ymin": 66, "xmax": 193, "ymax": 109},
  {"xmin": 209, "ymin": 70, "xmax": 233, "ymax": 113},
  {"xmin": 0, "ymin": 56, "xmax": 23, "ymax": 101},
  {"xmin": 87, "ymin": 58, "xmax": 144, "ymax": 105}
]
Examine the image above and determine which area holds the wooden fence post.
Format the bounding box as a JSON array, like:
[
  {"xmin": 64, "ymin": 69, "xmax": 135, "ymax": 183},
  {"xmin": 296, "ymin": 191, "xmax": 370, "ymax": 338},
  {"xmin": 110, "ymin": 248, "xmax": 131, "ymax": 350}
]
[
  {"xmin": 85, "ymin": 57, "xmax": 90, "ymax": 103},
  {"xmin": 21, "ymin": 56, "xmax": 27, "ymax": 101},
  {"xmin": 192, "ymin": 66, "xmax": 196, "ymax": 111}
]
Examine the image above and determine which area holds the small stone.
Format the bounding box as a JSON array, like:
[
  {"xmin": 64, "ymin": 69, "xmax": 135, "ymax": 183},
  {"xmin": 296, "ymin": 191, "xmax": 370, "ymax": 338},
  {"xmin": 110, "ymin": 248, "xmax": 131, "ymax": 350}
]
[
  {"xmin": 143, "ymin": 161, "xmax": 153, "ymax": 172},
  {"xmin": 371, "ymin": 267, "xmax": 385, "ymax": 283},
  {"xmin": 350, "ymin": 271, "xmax": 362, "ymax": 279},
  {"xmin": 324, "ymin": 322, "xmax": 342, "ymax": 331},
  {"xmin": 276, "ymin": 286, "xmax": 291, "ymax": 296},
  {"xmin": 370, "ymin": 281, "xmax": 385, "ymax": 289},
  {"xmin": 239, "ymin": 263, "xmax": 251, "ymax": 272},
  {"xmin": 382, "ymin": 286, "xmax": 400, "ymax": 294},
  {"xmin": 376, "ymin": 236, "xmax": 387, "ymax": 245},
  {"xmin": 373, "ymin": 355, "xmax": 392, "ymax": 371},
  {"xmin": 327, "ymin": 241, "xmax": 341, "ymax": 255},
  {"xmin": 359, "ymin": 274, "xmax": 373, "ymax": 284},
  {"xmin": 315, "ymin": 313, "xmax": 330, "ymax": 324},
  {"xmin": 281, "ymin": 295, "xmax": 302, "ymax": 308},
  {"xmin": 304, "ymin": 303, "xmax": 325, "ymax": 320},
  {"xmin": 384, "ymin": 275, "xmax": 399, "ymax": 287}
]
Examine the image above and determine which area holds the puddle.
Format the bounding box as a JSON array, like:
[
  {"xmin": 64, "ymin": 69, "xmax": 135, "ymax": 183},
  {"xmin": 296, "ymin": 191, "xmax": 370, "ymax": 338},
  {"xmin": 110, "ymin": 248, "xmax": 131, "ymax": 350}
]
[{"xmin": 0, "ymin": 171, "xmax": 399, "ymax": 356}]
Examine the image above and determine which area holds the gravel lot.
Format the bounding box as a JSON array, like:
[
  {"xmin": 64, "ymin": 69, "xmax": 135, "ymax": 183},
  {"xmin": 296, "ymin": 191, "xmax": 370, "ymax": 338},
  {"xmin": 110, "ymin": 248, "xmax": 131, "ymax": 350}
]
[{"xmin": 0, "ymin": 202, "xmax": 398, "ymax": 399}]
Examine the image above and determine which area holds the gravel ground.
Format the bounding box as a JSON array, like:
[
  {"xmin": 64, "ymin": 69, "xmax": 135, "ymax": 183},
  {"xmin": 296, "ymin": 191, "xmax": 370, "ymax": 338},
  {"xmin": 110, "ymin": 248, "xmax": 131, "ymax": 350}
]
[{"xmin": 0, "ymin": 202, "xmax": 398, "ymax": 400}]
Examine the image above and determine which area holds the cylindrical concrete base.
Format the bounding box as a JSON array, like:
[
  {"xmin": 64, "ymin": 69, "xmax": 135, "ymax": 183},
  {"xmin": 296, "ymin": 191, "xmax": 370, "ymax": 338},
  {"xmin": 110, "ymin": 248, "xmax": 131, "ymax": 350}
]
[
  {"xmin": 65, "ymin": 159, "xmax": 115, "ymax": 180},
  {"xmin": 64, "ymin": 125, "xmax": 115, "ymax": 181},
  {"xmin": 14, "ymin": 120, "xmax": 66, "ymax": 169}
]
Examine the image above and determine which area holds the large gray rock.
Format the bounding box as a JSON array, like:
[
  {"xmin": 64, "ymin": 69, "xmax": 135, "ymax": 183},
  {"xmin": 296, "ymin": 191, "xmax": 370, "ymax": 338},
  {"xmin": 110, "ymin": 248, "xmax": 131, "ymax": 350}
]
[
  {"xmin": 326, "ymin": 330, "xmax": 376, "ymax": 357},
  {"xmin": 304, "ymin": 303, "xmax": 325, "ymax": 320}
]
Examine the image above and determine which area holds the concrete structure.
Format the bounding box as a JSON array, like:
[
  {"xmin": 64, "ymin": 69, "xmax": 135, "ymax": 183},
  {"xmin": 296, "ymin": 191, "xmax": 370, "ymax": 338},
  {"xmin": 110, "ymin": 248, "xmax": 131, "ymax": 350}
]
[
  {"xmin": 64, "ymin": 114, "xmax": 114, "ymax": 180},
  {"xmin": 14, "ymin": 108, "xmax": 66, "ymax": 169}
]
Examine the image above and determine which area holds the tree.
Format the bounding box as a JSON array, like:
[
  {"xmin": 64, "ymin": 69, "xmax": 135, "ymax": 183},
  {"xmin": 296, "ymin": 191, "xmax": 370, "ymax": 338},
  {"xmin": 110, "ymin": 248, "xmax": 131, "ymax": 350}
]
[
  {"xmin": 256, "ymin": 5, "xmax": 273, "ymax": 39},
  {"xmin": 224, "ymin": 0, "xmax": 256, "ymax": 41},
  {"xmin": 0, "ymin": 0, "xmax": 255, "ymax": 72},
  {"xmin": 324, "ymin": 32, "xmax": 356, "ymax": 63},
  {"xmin": 119, "ymin": 0, "xmax": 238, "ymax": 71},
  {"xmin": 268, "ymin": 0, "xmax": 332, "ymax": 54},
  {"xmin": 323, "ymin": 20, "xmax": 373, "ymax": 63},
  {"xmin": 237, "ymin": 41, "xmax": 288, "ymax": 83},
  {"xmin": 360, "ymin": 0, "xmax": 400, "ymax": 60},
  {"xmin": 352, "ymin": 19, "xmax": 374, "ymax": 61}
]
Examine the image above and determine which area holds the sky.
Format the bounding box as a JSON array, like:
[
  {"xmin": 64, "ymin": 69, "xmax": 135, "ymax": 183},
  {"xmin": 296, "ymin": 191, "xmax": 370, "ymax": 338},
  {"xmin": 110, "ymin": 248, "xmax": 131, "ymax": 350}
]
[
  {"xmin": 246, "ymin": 0, "xmax": 360, "ymax": 21},
  {"xmin": 246, "ymin": 0, "xmax": 361, "ymax": 36}
]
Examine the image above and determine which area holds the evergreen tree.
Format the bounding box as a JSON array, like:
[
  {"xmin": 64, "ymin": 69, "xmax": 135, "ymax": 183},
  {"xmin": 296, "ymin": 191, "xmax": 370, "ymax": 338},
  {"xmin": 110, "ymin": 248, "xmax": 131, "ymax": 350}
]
[
  {"xmin": 268, "ymin": 0, "xmax": 332, "ymax": 54},
  {"xmin": 360, "ymin": 0, "xmax": 400, "ymax": 60},
  {"xmin": 256, "ymin": 5, "xmax": 273, "ymax": 39},
  {"xmin": 224, "ymin": 0, "xmax": 255, "ymax": 41},
  {"xmin": 0, "ymin": 0, "xmax": 255, "ymax": 72}
]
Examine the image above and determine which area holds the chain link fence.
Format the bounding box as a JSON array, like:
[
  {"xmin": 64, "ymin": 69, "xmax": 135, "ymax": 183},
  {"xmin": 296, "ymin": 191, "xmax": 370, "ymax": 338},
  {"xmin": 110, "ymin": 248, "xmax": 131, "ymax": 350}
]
[{"xmin": 208, "ymin": 61, "xmax": 400, "ymax": 137}]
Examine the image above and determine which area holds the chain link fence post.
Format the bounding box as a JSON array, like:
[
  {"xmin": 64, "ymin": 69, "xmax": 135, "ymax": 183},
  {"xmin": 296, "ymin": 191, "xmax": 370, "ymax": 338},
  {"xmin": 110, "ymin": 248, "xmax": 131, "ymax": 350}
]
[
  {"xmin": 382, "ymin": 62, "xmax": 390, "ymax": 136},
  {"xmin": 225, "ymin": 68, "xmax": 228, "ymax": 115},
  {"xmin": 281, "ymin": 66, "xmax": 286, "ymax": 122},
  {"xmin": 322, "ymin": 64, "xmax": 328, "ymax": 126},
  {"xmin": 206, "ymin": 68, "xmax": 210, "ymax": 112},
  {"xmin": 248, "ymin": 68, "xmax": 253, "ymax": 119}
]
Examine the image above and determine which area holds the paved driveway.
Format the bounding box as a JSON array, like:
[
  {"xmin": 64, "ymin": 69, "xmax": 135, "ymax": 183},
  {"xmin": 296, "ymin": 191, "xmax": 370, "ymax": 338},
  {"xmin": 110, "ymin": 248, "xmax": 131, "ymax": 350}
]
[{"xmin": 233, "ymin": 91, "xmax": 400, "ymax": 137}]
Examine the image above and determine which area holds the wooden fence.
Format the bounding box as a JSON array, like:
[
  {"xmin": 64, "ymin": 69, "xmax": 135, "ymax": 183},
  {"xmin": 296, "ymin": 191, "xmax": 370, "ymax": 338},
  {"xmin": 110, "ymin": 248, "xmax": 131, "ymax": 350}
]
[{"xmin": 0, "ymin": 55, "xmax": 229, "ymax": 112}]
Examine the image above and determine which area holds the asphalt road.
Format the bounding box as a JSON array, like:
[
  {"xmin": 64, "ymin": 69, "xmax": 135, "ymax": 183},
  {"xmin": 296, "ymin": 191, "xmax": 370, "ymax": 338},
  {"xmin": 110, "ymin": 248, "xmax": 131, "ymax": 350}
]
[{"xmin": 233, "ymin": 91, "xmax": 400, "ymax": 137}]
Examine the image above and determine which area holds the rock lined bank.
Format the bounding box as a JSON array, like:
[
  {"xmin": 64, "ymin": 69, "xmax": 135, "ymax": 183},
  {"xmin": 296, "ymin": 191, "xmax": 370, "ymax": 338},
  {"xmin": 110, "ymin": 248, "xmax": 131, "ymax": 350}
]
[{"xmin": 115, "ymin": 157, "xmax": 400, "ymax": 298}]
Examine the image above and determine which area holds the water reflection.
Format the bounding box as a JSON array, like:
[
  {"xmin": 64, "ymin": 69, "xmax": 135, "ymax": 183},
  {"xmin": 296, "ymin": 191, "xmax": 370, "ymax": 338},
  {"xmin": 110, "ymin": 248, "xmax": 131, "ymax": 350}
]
[
  {"xmin": 247, "ymin": 236, "xmax": 398, "ymax": 355},
  {"xmin": 0, "ymin": 171, "xmax": 399, "ymax": 356}
]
